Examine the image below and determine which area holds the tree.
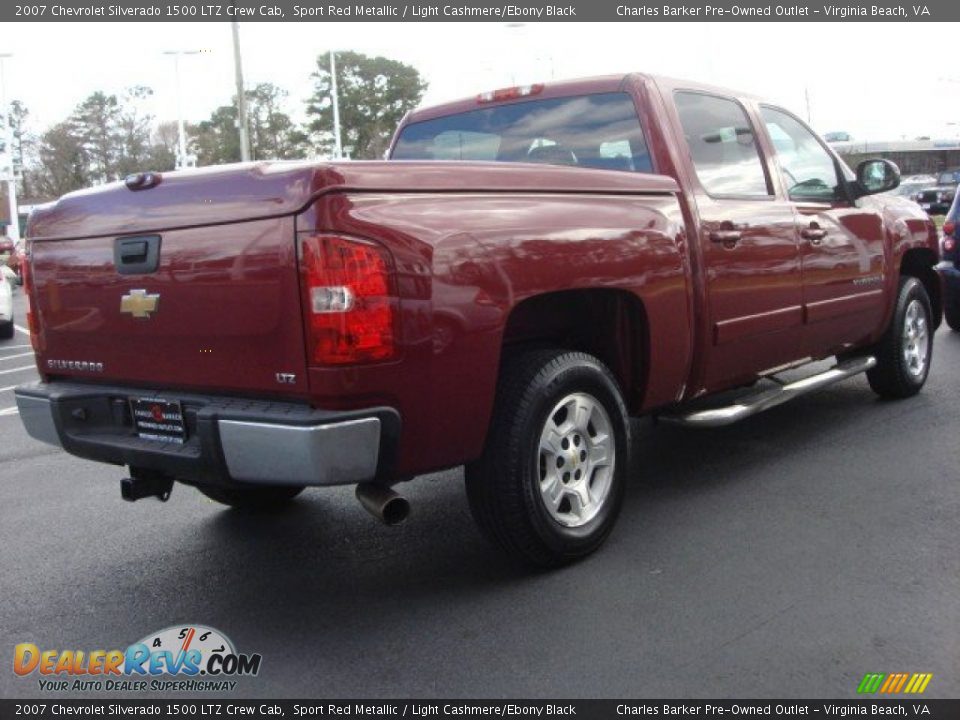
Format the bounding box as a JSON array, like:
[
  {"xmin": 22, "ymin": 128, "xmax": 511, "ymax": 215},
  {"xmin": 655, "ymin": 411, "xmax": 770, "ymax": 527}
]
[
  {"xmin": 114, "ymin": 86, "xmax": 157, "ymax": 178},
  {"xmin": 245, "ymin": 83, "xmax": 309, "ymax": 161},
  {"xmin": 192, "ymin": 83, "xmax": 308, "ymax": 166},
  {"xmin": 305, "ymin": 51, "xmax": 427, "ymax": 159},
  {"xmin": 70, "ymin": 91, "xmax": 122, "ymax": 184},
  {"xmin": 32, "ymin": 122, "xmax": 88, "ymax": 198},
  {"xmin": 191, "ymin": 105, "xmax": 242, "ymax": 166},
  {"xmin": 148, "ymin": 121, "xmax": 179, "ymax": 171},
  {"xmin": 4, "ymin": 100, "xmax": 34, "ymax": 198}
]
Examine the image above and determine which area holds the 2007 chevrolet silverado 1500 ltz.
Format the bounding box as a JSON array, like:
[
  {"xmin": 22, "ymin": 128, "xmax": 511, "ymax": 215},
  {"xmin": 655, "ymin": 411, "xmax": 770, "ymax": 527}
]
[{"xmin": 15, "ymin": 74, "xmax": 940, "ymax": 567}]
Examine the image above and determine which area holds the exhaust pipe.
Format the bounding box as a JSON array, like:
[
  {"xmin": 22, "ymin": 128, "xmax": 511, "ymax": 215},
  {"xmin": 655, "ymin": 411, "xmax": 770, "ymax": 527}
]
[{"xmin": 355, "ymin": 483, "xmax": 410, "ymax": 525}]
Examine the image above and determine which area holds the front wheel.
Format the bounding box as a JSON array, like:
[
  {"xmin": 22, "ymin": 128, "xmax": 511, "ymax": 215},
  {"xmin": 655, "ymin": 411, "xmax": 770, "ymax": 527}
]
[
  {"xmin": 465, "ymin": 350, "xmax": 630, "ymax": 568},
  {"xmin": 867, "ymin": 276, "xmax": 933, "ymax": 399},
  {"xmin": 197, "ymin": 483, "xmax": 304, "ymax": 510}
]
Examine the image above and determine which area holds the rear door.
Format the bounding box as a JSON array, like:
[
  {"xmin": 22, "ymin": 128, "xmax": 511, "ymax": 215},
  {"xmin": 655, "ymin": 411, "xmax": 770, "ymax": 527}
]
[
  {"xmin": 758, "ymin": 106, "xmax": 887, "ymax": 357},
  {"xmin": 673, "ymin": 91, "xmax": 803, "ymax": 389}
]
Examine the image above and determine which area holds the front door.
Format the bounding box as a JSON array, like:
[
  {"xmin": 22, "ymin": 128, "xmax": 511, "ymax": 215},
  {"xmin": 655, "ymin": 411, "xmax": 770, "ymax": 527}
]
[{"xmin": 759, "ymin": 106, "xmax": 887, "ymax": 358}]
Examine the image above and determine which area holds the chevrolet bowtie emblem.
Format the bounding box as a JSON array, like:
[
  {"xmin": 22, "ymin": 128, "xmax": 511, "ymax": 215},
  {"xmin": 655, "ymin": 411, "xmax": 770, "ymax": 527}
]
[{"xmin": 120, "ymin": 289, "xmax": 160, "ymax": 319}]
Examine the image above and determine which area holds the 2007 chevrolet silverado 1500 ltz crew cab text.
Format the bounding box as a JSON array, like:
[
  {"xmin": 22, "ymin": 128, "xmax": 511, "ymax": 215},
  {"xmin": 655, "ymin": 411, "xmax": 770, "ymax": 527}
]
[{"xmin": 15, "ymin": 74, "xmax": 940, "ymax": 567}]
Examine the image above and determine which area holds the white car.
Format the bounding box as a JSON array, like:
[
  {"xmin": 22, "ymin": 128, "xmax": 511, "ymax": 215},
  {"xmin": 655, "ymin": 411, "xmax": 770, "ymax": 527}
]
[{"xmin": 0, "ymin": 265, "xmax": 15, "ymax": 339}]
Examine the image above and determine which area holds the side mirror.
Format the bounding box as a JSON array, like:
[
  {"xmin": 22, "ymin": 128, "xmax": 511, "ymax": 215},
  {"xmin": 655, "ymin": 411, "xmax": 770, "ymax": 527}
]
[{"xmin": 853, "ymin": 159, "xmax": 900, "ymax": 198}]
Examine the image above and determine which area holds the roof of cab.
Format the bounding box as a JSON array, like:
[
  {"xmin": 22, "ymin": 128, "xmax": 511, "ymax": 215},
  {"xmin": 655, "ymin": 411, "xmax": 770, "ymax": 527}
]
[{"xmin": 402, "ymin": 72, "xmax": 763, "ymax": 126}]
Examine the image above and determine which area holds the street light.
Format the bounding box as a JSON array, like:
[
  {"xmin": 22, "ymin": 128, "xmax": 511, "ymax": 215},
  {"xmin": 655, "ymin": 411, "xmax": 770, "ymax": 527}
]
[
  {"xmin": 329, "ymin": 50, "xmax": 343, "ymax": 160},
  {"xmin": 231, "ymin": 21, "xmax": 251, "ymax": 162},
  {"xmin": 162, "ymin": 49, "xmax": 203, "ymax": 169},
  {"xmin": 0, "ymin": 53, "xmax": 19, "ymax": 242}
]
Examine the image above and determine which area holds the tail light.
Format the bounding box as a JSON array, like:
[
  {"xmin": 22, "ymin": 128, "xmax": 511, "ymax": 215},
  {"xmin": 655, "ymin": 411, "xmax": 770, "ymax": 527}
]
[
  {"xmin": 298, "ymin": 234, "xmax": 398, "ymax": 365},
  {"xmin": 943, "ymin": 221, "xmax": 955, "ymax": 237},
  {"xmin": 944, "ymin": 237, "xmax": 956, "ymax": 253},
  {"xmin": 20, "ymin": 247, "xmax": 40, "ymax": 353}
]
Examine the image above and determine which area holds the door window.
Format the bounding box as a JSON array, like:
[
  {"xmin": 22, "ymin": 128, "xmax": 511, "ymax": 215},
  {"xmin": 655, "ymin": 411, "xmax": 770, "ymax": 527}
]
[
  {"xmin": 761, "ymin": 107, "xmax": 842, "ymax": 202},
  {"xmin": 675, "ymin": 92, "xmax": 770, "ymax": 197}
]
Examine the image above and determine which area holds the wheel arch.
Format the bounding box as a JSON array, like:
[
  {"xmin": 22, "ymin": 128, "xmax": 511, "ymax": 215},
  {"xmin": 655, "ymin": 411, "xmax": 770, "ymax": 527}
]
[
  {"xmin": 900, "ymin": 247, "xmax": 942, "ymax": 329},
  {"xmin": 499, "ymin": 288, "xmax": 650, "ymax": 414}
]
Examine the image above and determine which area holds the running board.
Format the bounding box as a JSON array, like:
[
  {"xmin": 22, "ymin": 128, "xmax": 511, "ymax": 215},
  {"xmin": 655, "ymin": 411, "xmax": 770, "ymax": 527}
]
[{"xmin": 660, "ymin": 356, "xmax": 877, "ymax": 428}]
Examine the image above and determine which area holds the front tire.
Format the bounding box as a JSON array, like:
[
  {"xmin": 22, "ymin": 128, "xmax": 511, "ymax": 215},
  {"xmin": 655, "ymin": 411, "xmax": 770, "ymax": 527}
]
[
  {"xmin": 465, "ymin": 350, "xmax": 630, "ymax": 568},
  {"xmin": 867, "ymin": 276, "xmax": 933, "ymax": 399},
  {"xmin": 197, "ymin": 483, "xmax": 304, "ymax": 510}
]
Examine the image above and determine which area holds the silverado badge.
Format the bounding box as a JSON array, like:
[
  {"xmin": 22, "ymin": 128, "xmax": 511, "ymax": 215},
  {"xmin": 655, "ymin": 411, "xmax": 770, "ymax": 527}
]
[{"xmin": 120, "ymin": 289, "xmax": 160, "ymax": 319}]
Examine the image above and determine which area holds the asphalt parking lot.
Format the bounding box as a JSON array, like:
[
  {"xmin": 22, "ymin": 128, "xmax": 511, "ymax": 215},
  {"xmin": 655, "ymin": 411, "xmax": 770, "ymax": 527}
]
[{"xmin": 1, "ymin": 284, "xmax": 958, "ymax": 700}]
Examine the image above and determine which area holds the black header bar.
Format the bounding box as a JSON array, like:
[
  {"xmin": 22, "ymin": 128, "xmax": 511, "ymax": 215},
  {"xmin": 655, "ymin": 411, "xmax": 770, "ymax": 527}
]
[{"xmin": 3, "ymin": 0, "xmax": 956, "ymax": 22}]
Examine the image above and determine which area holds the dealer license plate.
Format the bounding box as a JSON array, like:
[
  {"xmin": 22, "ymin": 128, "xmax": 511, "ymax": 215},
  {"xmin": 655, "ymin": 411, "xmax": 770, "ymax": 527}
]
[{"xmin": 130, "ymin": 398, "xmax": 186, "ymax": 444}]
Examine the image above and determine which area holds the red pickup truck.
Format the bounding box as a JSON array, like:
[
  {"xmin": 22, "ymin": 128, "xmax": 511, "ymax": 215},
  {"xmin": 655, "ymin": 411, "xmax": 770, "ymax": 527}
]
[{"xmin": 15, "ymin": 74, "xmax": 940, "ymax": 567}]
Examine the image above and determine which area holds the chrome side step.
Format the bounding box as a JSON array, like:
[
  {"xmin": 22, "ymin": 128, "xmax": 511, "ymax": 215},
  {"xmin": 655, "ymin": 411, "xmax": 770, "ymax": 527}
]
[{"xmin": 660, "ymin": 356, "xmax": 876, "ymax": 428}]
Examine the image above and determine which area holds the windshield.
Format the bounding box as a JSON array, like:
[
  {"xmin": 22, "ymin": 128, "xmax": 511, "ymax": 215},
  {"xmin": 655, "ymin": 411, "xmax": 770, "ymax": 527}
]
[{"xmin": 392, "ymin": 92, "xmax": 653, "ymax": 173}]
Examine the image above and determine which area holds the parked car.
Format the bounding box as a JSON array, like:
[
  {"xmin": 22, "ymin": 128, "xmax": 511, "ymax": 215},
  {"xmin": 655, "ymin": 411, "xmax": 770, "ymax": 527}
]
[
  {"xmin": 0, "ymin": 265, "xmax": 14, "ymax": 340},
  {"xmin": 937, "ymin": 191, "xmax": 960, "ymax": 331},
  {"xmin": 823, "ymin": 131, "xmax": 852, "ymax": 143},
  {"xmin": 915, "ymin": 168, "xmax": 960, "ymax": 214},
  {"xmin": 886, "ymin": 174, "xmax": 937, "ymax": 199},
  {"xmin": 8, "ymin": 239, "xmax": 25, "ymax": 285},
  {"xmin": 14, "ymin": 73, "xmax": 941, "ymax": 567},
  {"xmin": 0, "ymin": 235, "xmax": 14, "ymax": 267}
]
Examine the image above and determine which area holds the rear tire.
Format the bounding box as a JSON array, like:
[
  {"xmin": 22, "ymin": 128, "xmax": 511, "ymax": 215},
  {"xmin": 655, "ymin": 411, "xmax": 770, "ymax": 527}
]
[
  {"xmin": 867, "ymin": 276, "xmax": 933, "ymax": 399},
  {"xmin": 465, "ymin": 350, "xmax": 630, "ymax": 568},
  {"xmin": 0, "ymin": 319, "xmax": 13, "ymax": 340},
  {"xmin": 197, "ymin": 483, "xmax": 303, "ymax": 510}
]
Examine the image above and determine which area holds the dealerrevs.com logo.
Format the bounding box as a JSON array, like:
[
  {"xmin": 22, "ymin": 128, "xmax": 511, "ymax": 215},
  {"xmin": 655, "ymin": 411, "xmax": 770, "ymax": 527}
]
[{"xmin": 13, "ymin": 625, "xmax": 262, "ymax": 693}]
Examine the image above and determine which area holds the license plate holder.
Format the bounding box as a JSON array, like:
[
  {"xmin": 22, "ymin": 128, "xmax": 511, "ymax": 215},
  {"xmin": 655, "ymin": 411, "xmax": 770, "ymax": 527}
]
[{"xmin": 130, "ymin": 398, "xmax": 186, "ymax": 444}]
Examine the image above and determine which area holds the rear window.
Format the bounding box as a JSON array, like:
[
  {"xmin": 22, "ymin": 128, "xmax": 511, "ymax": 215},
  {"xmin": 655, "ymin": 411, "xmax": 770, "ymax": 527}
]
[{"xmin": 391, "ymin": 92, "xmax": 652, "ymax": 173}]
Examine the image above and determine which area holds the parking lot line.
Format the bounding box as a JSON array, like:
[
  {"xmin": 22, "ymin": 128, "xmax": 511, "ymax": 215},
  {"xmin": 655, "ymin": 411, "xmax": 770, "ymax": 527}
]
[
  {"xmin": 0, "ymin": 351, "xmax": 34, "ymax": 362},
  {"xmin": 0, "ymin": 344, "xmax": 32, "ymax": 350},
  {"xmin": 0, "ymin": 406, "xmax": 18, "ymax": 417},
  {"xmin": 0, "ymin": 384, "xmax": 19, "ymax": 393},
  {"xmin": 14, "ymin": 324, "xmax": 30, "ymax": 336},
  {"xmin": 0, "ymin": 365, "xmax": 35, "ymax": 376}
]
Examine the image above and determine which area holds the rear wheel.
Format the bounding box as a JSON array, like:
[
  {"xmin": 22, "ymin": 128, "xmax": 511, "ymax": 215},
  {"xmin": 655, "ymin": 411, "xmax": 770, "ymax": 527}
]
[
  {"xmin": 0, "ymin": 320, "xmax": 13, "ymax": 340},
  {"xmin": 465, "ymin": 350, "xmax": 630, "ymax": 568},
  {"xmin": 197, "ymin": 483, "xmax": 303, "ymax": 510},
  {"xmin": 867, "ymin": 276, "xmax": 933, "ymax": 399}
]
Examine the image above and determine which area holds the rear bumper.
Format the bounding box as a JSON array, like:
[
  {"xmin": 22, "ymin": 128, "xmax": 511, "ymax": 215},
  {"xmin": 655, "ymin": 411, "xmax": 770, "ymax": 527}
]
[{"xmin": 14, "ymin": 381, "xmax": 400, "ymax": 488}]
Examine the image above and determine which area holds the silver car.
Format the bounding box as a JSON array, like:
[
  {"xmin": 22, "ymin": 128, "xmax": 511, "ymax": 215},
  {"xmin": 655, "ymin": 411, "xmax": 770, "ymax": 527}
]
[{"xmin": 0, "ymin": 265, "xmax": 15, "ymax": 339}]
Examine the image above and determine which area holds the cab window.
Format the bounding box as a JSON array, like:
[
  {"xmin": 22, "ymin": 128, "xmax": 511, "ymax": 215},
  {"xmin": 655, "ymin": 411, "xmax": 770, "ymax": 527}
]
[
  {"xmin": 675, "ymin": 91, "xmax": 770, "ymax": 197},
  {"xmin": 761, "ymin": 106, "xmax": 842, "ymax": 202}
]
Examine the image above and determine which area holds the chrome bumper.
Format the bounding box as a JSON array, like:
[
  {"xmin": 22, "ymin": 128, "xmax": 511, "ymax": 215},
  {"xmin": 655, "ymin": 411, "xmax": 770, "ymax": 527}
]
[{"xmin": 218, "ymin": 417, "xmax": 381, "ymax": 486}]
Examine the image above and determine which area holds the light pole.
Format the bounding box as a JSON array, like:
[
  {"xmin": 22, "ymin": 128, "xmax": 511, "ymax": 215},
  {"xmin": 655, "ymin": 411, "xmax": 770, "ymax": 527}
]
[
  {"xmin": 231, "ymin": 21, "xmax": 251, "ymax": 162},
  {"xmin": 0, "ymin": 53, "xmax": 19, "ymax": 242},
  {"xmin": 329, "ymin": 50, "xmax": 342, "ymax": 159},
  {"xmin": 162, "ymin": 49, "xmax": 202, "ymax": 169}
]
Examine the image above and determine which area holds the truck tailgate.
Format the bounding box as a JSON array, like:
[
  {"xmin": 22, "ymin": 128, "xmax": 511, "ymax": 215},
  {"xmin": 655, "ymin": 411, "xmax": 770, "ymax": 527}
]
[{"xmin": 29, "ymin": 215, "xmax": 309, "ymax": 396}]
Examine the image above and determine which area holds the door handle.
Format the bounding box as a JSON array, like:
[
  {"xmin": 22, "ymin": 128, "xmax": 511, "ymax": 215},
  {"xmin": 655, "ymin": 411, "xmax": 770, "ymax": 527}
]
[
  {"xmin": 709, "ymin": 229, "xmax": 743, "ymax": 245},
  {"xmin": 800, "ymin": 226, "xmax": 827, "ymax": 244}
]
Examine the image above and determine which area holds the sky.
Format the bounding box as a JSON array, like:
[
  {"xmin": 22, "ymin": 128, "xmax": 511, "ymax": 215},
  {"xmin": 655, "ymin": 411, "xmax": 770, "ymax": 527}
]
[{"xmin": 3, "ymin": 21, "xmax": 959, "ymax": 144}]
